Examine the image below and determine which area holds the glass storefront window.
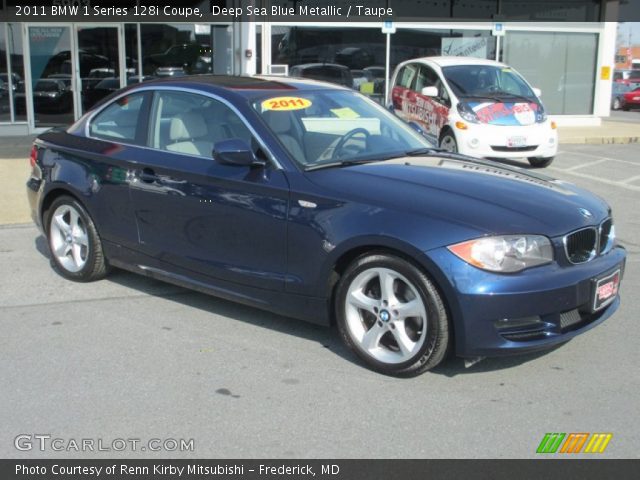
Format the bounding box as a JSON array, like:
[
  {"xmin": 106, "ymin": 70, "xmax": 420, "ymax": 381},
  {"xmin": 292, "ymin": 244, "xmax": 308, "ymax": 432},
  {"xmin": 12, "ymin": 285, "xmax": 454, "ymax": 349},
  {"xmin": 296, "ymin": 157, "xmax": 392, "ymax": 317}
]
[
  {"xmin": 27, "ymin": 26, "xmax": 74, "ymax": 127},
  {"xmin": 274, "ymin": 26, "xmax": 496, "ymax": 104},
  {"xmin": 0, "ymin": 24, "xmax": 11, "ymax": 122},
  {"xmin": 8, "ymin": 22, "xmax": 26, "ymax": 122},
  {"xmin": 273, "ymin": 26, "xmax": 387, "ymax": 102},
  {"xmin": 503, "ymin": 31, "xmax": 598, "ymax": 115},
  {"xmin": 140, "ymin": 24, "xmax": 232, "ymax": 78},
  {"xmin": 0, "ymin": 23, "xmax": 26, "ymax": 123},
  {"xmin": 77, "ymin": 26, "xmax": 122, "ymax": 113},
  {"xmin": 391, "ymin": 29, "xmax": 496, "ymax": 67}
]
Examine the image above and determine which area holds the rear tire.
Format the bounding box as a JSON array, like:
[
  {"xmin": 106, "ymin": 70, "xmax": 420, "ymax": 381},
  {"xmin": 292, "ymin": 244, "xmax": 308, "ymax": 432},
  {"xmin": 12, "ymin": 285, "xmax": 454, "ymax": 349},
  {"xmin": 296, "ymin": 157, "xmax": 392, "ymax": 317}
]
[
  {"xmin": 528, "ymin": 156, "xmax": 554, "ymax": 168},
  {"xmin": 45, "ymin": 195, "xmax": 109, "ymax": 282},
  {"xmin": 335, "ymin": 253, "xmax": 450, "ymax": 377}
]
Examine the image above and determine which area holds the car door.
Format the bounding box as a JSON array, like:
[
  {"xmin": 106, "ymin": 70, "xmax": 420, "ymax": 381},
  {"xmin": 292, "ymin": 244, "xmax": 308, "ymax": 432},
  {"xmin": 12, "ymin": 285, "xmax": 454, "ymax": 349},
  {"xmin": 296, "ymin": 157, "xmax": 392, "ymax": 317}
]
[
  {"xmin": 128, "ymin": 89, "xmax": 289, "ymax": 291},
  {"xmin": 412, "ymin": 64, "xmax": 451, "ymax": 141},
  {"xmin": 82, "ymin": 90, "xmax": 152, "ymax": 250},
  {"xmin": 391, "ymin": 63, "xmax": 419, "ymax": 122}
]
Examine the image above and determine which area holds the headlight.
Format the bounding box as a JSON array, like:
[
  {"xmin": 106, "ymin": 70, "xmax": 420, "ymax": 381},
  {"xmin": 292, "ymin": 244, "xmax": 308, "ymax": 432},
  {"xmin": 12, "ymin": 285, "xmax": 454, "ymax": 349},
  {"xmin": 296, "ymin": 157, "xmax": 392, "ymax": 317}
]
[
  {"xmin": 535, "ymin": 106, "xmax": 547, "ymax": 123},
  {"xmin": 448, "ymin": 235, "xmax": 554, "ymax": 273},
  {"xmin": 456, "ymin": 102, "xmax": 479, "ymax": 123}
]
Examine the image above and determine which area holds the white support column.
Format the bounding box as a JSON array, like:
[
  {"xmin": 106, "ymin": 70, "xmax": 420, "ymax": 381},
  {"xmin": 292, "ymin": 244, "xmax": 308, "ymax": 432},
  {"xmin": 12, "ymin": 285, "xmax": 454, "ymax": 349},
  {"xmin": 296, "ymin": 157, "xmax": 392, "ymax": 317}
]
[
  {"xmin": 239, "ymin": 15, "xmax": 257, "ymax": 75},
  {"xmin": 594, "ymin": 21, "xmax": 617, "ymax": 118},
  {"xmin": 261, "ymin": 21, "xmax": 272, "ymax": 75}
]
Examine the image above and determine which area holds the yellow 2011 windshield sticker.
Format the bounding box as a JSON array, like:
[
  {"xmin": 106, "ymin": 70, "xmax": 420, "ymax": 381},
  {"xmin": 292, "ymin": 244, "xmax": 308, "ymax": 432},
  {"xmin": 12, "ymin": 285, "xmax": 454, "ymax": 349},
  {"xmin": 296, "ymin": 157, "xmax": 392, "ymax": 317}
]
[{"xmin": 262, "ymin": 96, "xmax": 312, "ymax": 111}]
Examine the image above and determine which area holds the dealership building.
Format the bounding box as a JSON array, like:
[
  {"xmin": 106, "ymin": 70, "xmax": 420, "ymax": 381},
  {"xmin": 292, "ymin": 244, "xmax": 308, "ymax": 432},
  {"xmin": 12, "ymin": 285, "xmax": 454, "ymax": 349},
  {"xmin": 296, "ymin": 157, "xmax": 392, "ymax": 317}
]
[{"xmin": 0, "ymin": 0, "xmax": 622, "ymax": 136}]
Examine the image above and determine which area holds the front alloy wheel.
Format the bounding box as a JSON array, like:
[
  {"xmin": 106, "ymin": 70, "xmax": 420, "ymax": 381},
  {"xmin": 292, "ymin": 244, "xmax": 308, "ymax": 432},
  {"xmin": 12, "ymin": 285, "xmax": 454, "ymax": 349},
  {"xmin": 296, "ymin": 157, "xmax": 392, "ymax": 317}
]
[{"xmin": 336, "ymin": 253, "xmax": 450, "ymax": 376}]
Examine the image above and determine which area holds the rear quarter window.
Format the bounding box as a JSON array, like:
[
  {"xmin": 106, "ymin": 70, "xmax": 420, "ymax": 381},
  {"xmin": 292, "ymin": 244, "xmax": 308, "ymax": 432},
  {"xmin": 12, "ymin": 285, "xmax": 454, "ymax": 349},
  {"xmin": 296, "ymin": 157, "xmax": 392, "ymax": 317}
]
[
  {"xmin": 395, "ymin": 64, "xmax": 418, "ymax": 89},
  {"xmin": 89, "ymin": 93, "xmax": 146, "ymax": 144}
]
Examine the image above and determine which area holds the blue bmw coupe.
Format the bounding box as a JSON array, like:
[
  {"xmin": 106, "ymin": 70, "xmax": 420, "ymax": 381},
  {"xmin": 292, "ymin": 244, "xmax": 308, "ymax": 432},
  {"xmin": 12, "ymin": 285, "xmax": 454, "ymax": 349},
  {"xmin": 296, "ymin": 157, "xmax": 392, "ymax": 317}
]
[{"xmin": 27, "ymin": 75, "xmax": 625, "ymax": 376}]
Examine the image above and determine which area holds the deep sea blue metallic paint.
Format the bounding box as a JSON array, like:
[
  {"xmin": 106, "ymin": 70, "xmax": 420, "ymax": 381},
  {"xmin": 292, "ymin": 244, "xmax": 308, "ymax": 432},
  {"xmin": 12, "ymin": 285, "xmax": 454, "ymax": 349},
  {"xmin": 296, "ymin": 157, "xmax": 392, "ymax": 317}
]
[{"xmin": 27, "ymin": 75, "xmax": 625, "ymax": 360}]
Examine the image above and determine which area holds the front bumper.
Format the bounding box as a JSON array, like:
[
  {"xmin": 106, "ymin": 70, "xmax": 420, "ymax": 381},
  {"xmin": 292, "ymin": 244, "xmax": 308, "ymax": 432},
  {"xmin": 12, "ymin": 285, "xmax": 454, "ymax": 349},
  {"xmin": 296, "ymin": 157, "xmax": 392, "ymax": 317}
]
[
  {"xmin": 426, "ymin": 245, "xmax": 626, "ymax": 358},
  {"xmin": 454, "ymin": 120, "xmax": 558, "ymax": 160}
]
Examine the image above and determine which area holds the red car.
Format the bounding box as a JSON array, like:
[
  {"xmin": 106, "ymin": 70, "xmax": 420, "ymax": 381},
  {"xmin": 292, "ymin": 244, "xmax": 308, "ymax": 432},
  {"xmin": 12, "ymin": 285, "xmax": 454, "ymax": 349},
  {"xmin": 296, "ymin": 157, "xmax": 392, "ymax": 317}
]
[{"xmin": 622, "ymin": 87, "xmax": 640, "ymax": 110}]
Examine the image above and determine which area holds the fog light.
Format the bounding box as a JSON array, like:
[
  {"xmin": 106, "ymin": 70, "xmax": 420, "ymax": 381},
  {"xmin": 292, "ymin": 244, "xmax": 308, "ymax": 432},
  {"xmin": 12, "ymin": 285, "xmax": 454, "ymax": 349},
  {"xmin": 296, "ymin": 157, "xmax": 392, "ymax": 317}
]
[
  {"xmin": 550, "ymin": 121, "xmax": 557, "ymax": 130},
  {"xmin": 468, "ymin": 138, "xmax": 479, "ymax": 148},
  {"xmin": 494, "ymin": 316, "xmax": 545, "ymax": 331},
  {"xmin": 455, "ymin": 121, "xmax": 468, "ymax": 130}
]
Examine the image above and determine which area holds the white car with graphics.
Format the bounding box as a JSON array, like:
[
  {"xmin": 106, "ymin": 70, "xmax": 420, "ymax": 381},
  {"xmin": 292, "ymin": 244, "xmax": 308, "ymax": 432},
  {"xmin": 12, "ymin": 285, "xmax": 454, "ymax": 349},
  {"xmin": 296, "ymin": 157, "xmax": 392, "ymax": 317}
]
[{"xmin": 389, "ymin": 57, "xmax": 558, "ymax": 167}]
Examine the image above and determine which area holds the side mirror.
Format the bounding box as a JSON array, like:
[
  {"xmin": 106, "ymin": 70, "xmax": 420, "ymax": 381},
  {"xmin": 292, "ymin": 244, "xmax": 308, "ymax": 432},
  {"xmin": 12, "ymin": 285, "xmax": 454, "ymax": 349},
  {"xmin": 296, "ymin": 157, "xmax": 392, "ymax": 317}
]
[
  {"xmin": 421, "ymin": 86, "xmax": 438, "ymax": 97},
  {"xmin": 213, "ymin": 139, "xmax": 264, "ymax": 167},
  {"xmin": 532, "ymin": 87, "xmax": 542, "ymax": 97}
]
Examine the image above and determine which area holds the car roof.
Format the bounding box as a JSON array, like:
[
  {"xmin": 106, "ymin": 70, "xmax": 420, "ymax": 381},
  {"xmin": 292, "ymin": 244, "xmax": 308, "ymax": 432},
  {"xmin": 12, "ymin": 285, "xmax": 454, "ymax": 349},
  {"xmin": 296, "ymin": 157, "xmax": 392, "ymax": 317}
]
[
  {"xmin": 405, "ymin": 56, "xmax": 507, "ymax": 68},
  {"xmin": 290, "ymin": 63, "xmax": 349, "ymax": 71},
  {"xmin": 126, "ymin": 74, "xmax": 350, "ymax": 94}
]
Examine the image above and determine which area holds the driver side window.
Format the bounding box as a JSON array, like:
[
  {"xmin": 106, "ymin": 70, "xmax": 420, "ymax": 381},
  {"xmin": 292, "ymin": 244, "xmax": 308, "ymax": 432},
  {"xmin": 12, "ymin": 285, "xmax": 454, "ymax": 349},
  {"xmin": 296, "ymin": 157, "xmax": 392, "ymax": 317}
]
[
  {"xmin": 416, "ymin": 65, "xmax": 450, "ymax": 107},
  {"xmin": 149, "ymin": 90, "xmax": 254, "ymax": 159}
]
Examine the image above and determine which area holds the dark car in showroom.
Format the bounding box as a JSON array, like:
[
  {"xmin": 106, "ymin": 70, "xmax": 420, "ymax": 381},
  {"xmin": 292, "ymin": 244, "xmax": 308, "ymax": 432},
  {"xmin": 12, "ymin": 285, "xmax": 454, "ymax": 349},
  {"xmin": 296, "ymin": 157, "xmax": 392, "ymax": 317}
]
[
  {"xmin": 143, "ymin": 43, "xmax": 212, "ymax": 75},
  {"xmin": 26, "ymin": 75, "xmax": 625, "ymax": 376},
  {"xmin": 289, "ymin": 63, "xmax": 354, "ymax": 88},
  {"xmin": 32, "ymin": 79, "xmax": 73, "ymax": 113}
]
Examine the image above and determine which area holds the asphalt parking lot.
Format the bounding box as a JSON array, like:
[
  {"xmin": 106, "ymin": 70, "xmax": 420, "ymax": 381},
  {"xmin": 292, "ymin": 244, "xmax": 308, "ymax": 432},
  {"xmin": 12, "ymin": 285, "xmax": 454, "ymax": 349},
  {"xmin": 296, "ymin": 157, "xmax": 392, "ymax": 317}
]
[{"xmin": 1, "ymin": 144, "xmax": 638, "ymax": 459}]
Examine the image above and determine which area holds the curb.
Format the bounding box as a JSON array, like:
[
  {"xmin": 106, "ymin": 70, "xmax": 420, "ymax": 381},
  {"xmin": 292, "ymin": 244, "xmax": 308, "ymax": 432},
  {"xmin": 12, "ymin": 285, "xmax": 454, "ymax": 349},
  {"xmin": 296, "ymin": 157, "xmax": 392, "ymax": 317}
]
[{"xmin": 559, "ymin": 136, "xmax": 640, "ymax": 145}]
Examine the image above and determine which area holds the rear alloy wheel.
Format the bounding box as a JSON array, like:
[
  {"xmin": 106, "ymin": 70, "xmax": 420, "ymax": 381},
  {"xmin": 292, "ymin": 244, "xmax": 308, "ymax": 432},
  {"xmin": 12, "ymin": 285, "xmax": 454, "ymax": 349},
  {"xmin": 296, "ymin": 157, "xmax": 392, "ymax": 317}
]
[
  {"xmin": 46, "ymin": 196, "xmax": 108, "ymax": 282},
  {"xmin": 527, "ymin": 156, "xmax": 554, "ymax": 168},
  {"xmin": 439, "ymin": 132, "xmax": 458, "ymax": 153},
  {"xmin": 336, "ymin": 253, "xmax": 449, "ymax": 376}
]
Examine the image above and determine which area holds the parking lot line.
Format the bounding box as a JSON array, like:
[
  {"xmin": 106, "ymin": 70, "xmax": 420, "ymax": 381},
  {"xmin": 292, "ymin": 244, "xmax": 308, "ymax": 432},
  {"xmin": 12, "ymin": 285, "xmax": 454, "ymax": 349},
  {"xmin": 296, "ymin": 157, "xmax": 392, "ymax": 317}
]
[
  {"xmin": 621, "ymin": 174, "xmax": 640, "ymax": 185},
  {"xmin": 564, "ymin": 158, "xmax": 609, "ymax": 171},
  {"xmin": 547, "ymin": 166, "xmax": 640, "ymax": 192},
  {"xmin": 556, "ymin": 149, "xmax": 640, "ymax": 167}
]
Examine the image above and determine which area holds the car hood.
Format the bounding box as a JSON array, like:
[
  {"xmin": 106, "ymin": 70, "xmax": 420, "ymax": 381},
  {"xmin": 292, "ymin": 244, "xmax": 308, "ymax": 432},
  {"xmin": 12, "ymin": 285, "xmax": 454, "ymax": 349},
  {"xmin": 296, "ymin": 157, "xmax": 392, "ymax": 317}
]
[
  {"xmin": 304, "ymin": 155, "xmax": 610, "ymax": 238},
  {"xmin": 465, "ymin": 100, "xmax": 540, "ymax": 126}
]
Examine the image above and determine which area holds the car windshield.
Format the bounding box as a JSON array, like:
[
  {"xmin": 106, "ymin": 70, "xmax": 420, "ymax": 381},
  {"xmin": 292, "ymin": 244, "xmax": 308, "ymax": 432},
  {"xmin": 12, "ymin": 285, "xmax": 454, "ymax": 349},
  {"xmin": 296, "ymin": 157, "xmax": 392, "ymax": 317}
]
[
  {"xmin": 251, "ymin": 90, "xmax": 434, "ymax": 169},
  {"xmin": 442, "ymin": 64, "xmax": 536, "ymax": 100}
]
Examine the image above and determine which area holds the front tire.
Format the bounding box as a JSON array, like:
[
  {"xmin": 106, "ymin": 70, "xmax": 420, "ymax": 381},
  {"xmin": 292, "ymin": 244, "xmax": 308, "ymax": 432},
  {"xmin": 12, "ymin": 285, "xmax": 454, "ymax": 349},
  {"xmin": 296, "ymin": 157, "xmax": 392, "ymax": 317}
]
[
  {"xmin": 335, "ymin": 253, "xmax": 450, "ymax": 376},
  {"xmin": 439, "ymin": 131, "xmax": 458, "ymax": 153},
  {"xmin": 612, "ymin": 98, "xmax": 621, "ymax": 110},
  {"xmin": 528, "ymin": 156, "xmax": 554, "ymax": 168},
  {"xmin": 46, "ymin": 196, "xmax": 109, "ymax": 282}
]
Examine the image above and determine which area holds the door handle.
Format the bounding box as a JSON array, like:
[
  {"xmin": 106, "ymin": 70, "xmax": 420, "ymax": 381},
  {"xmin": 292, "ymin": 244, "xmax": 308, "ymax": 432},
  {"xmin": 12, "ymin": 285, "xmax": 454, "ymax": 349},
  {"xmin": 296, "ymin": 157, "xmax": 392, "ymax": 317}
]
[{"xmin": 138, "ymin": 168, "xmax": 159, "ymax": 183}]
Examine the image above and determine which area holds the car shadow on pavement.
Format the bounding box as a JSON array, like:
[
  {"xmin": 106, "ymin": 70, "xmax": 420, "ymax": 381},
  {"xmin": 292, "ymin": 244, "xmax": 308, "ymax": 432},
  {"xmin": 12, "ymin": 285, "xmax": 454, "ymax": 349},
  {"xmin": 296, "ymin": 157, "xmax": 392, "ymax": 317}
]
[
  {"xmin": 34, "ymin": 234, "xmax": 561, "ymax": 377},
  {"xmin": 431, "ymin": 345, "xmax": 564, "ymax": 378},
  {"xmin": 34, "ymin": 234, "xmax": 355, "ymax": 364},
  {"xmin": 485, "ymin": 157, "xmax": 536, "ymax": 169}
]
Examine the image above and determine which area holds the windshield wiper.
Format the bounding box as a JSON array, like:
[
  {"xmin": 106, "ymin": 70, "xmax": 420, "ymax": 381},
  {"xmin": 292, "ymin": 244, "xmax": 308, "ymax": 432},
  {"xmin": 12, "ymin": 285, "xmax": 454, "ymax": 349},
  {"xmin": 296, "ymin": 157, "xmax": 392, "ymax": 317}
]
[
  {"xmin": 304, "ymin": 152, "xmax": 405, "ymax": 171},
  {"xmin": 405, "ymin": 147, "xmax": 445, "ymax": 156},
  {"xmin": 493, "ymin": 92, "xmax": 536, "ymax": 103},
  {"xmin": 462, "ymin": 93, "xmax": 534, "ymax": 103}
]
